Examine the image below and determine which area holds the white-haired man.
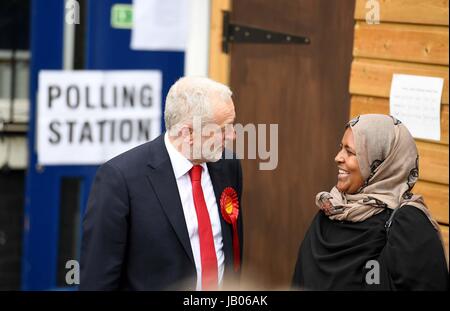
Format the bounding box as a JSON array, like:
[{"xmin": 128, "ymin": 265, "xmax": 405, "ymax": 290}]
[{"xmin": 80, "ymin": 77, "xmax": 243, "ymax": 290}]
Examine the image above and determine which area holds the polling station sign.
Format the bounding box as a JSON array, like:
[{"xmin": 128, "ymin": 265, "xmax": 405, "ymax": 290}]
[{"xmin": 37, "ymin": 70, "xmax": 162, "ymax": 165}]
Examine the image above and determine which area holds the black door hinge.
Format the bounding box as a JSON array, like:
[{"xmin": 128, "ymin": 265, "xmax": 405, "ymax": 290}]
[{"xmin": 222, "ymin": 11, "xmax": 310, "ymax": 54}]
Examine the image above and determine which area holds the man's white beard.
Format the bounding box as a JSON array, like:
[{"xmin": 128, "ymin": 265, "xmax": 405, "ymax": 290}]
[{"xmin": 194, "ymin": 143, "xmax": 223, "ymax": 162}]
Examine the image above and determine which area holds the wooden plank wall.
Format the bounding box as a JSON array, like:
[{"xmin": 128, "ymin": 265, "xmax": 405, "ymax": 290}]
[
  {"xmin": 209, "ymin": 0, "xmax": 231, "ymax": 85},
  {"xmin": 350, "ymin": 0, "xmax": 449, "ymax": 256}
]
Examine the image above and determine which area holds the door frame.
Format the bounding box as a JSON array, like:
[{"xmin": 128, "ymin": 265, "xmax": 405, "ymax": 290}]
[{"xmin": 208, "ymin": 0, "xmax": 231, "ymax": 85}]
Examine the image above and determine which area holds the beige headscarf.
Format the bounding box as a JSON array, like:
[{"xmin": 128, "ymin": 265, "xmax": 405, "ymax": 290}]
[{"xmin": 316, "ymin": 114, "xmax": 448, "ymax": 266}]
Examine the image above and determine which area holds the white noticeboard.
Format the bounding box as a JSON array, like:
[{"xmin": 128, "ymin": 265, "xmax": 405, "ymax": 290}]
[
  {"xmin": 389, "ymin": 74, "xmax": 444, "ymax": 141},
  {"xmin": 131, "ymin": 0, "xmax": 189, "ymax": 51},
  {"xmin": 37, "ymin": 70, "xmax": 162, "ymax": 165}
]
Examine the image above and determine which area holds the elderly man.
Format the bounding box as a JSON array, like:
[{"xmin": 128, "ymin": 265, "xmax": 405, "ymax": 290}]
[{"xmin": 80, "ymin": 77, "xmax": 243, "ymax": 290}]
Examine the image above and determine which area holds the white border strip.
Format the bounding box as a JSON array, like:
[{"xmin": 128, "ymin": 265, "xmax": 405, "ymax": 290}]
[{"xmin": 184, "ymin": 0, "xmax": 211, "ymax": 77}]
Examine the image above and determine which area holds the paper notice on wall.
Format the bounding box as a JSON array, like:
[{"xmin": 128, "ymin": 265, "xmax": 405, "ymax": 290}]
[
  {"xmin": 131, "ymin": 0, "xmax": 189, "ymax": 51},
  {"xmin": 389, "ymin": 74, "xmax": 444, "ymax": 141}
]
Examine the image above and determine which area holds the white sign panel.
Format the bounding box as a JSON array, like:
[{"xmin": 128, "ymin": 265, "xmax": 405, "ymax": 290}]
[
  {"xmin": 131, "ymin": 0, "xmax": 189, "ymax": 51},
  {"xmin": 390, "ymin": 74, "xmax": 443, "ymax": 141},
  {"xmin": 37, "ymin": 70, "xmax": 162, "ymax": 165}
]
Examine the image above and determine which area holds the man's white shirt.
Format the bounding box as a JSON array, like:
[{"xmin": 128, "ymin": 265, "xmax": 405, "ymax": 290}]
[{"xmin": 164, "ymin": 132, "xmax": 225, "ymax": 290}]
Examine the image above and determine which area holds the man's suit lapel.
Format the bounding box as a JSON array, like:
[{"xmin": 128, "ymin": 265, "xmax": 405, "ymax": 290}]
[
  {"xmin": 207, "ymin": 161, "xmax": 234, "ymax": 270},
  {"xmin": 145, "ymin": 135, "xmax": 195, "ymax": 265}
]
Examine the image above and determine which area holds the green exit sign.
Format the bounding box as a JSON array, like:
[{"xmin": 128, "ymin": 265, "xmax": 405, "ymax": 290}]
[{"xmin": 111, "ymin": 4, "xmax": 133, "ymax": 29}]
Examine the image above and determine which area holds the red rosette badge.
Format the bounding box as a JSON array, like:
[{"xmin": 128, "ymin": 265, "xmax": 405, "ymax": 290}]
[{"xmin": 220, "ymin": 187, "xmax": 240, "ymax": 272}]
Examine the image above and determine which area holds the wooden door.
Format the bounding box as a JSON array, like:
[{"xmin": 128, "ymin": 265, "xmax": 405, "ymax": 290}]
[{"xmin": 228, "ymin": 0, "xmax": 356, "ymax": 288}]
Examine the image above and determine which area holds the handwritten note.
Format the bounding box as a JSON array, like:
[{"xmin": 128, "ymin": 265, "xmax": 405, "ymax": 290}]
[{"xmin": 390, "ymin": 74, "xmax": 443, "ymax": 141}]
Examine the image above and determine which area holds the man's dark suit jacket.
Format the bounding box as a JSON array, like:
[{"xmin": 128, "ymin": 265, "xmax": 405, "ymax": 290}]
[{"xmin": 80, "ymin": 134, "xmax": 243, "ymax": 290}]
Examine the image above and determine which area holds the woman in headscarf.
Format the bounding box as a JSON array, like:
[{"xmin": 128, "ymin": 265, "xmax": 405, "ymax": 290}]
[{"xmin": 292, "ymin": 114, "xmax": 448, "ymax": 290}]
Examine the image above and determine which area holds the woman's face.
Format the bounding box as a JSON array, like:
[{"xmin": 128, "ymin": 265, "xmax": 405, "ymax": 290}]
[{"xmin": 334, "ymin": 128, "xmax": 364, "ymax": 194}]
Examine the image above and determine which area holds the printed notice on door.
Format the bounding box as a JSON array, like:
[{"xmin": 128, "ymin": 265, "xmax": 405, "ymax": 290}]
[
  {"xmin": 390, "ymin": 74, "xmax": 444, "ymax": 141},
  {"xmin": 131, "ymin": 0, "xmax": 189, "ymax": 51}
]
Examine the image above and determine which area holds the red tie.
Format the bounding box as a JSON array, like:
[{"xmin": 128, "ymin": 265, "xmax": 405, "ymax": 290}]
[{"xmin": 189, "ymin": 165, "xmax": 218, "ymax": 290}]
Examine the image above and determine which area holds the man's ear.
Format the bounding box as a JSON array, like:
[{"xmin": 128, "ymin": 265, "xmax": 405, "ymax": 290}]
[
  {"xmin": 180, "ymin": 125, "xmax": 193, "ymax": 145},
  {"xmin": 188, "ymin": 127, "xmax": 194, "ymax": 146}
]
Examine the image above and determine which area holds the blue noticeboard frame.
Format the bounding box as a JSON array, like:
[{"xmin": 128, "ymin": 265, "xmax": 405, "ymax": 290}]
[{"xmin": 22, "ymin": 0, "xmax": 184, "ymax": 290}]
